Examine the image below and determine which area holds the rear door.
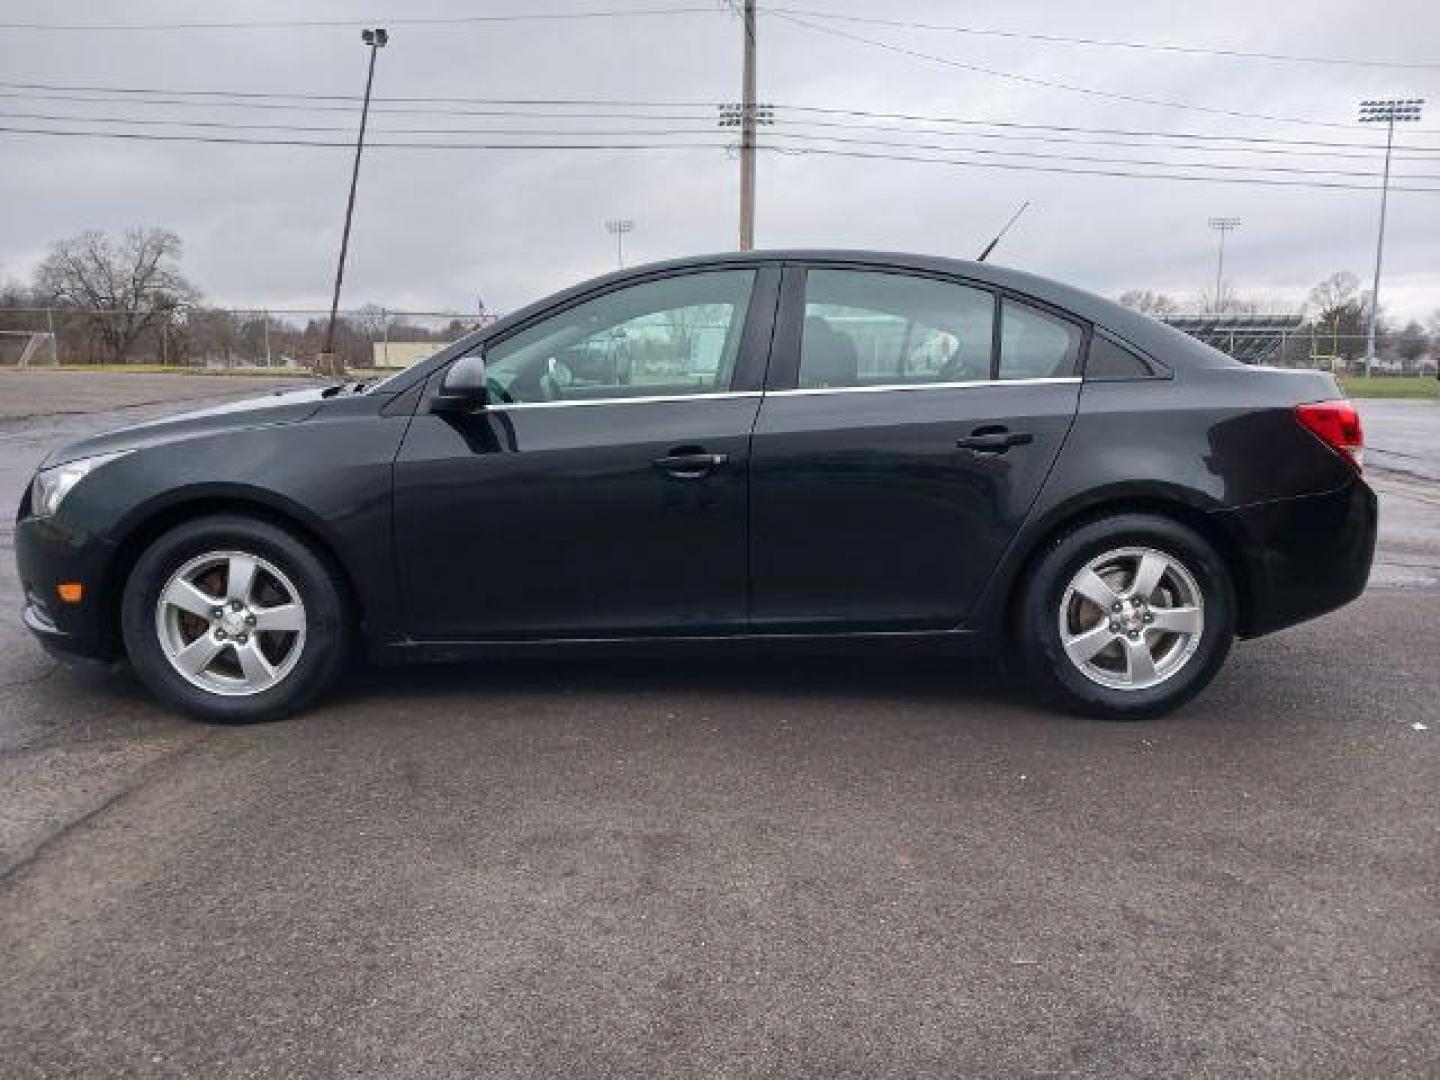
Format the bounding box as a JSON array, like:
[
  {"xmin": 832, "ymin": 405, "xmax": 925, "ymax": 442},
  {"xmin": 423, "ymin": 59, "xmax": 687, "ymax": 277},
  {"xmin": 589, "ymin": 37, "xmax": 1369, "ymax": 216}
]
[{"xmin": 748, "ymin": 264, "xmax": 1083, "ymax": 632}]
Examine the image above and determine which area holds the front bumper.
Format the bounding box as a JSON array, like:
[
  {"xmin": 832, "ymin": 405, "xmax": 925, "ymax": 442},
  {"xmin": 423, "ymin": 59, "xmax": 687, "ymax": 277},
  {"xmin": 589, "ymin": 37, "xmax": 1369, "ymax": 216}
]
[
  {"xmin": 14, "ymin": 512, "xmax": 122, "ymax": 662},
  {"xmin": 1212, "ymin": 475, "xmax": 1377, "ymax": 639}
]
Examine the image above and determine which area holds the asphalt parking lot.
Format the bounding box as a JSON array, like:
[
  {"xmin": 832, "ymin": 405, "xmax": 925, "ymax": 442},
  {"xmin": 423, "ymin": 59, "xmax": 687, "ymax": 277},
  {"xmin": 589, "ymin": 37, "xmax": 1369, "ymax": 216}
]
[{"xmin": 1, "ymin": 371, "xmax": 1436, "ymax": 1077}]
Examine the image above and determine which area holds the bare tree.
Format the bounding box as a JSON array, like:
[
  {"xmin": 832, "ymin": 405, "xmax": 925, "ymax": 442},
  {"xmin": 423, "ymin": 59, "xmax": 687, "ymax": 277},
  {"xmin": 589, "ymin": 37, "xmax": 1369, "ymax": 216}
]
[
  {"xmin": 1391, "ymin": 320, "xmax": 1429, "ymax": 369},
  {"xmin": 1307, "ymin": 272, "xmax": 1368, "ymax": 362},
  {"xmin": 36, "ymin": 228, "xmax": 200, "ymax": 364},
  {"xmin": 1117, "ymin": 289, "xmax": 1180, "ymax": 317}
]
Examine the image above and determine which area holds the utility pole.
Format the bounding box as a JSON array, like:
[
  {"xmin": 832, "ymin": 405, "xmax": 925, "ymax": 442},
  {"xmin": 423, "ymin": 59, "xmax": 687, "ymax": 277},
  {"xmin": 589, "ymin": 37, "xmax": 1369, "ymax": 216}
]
[
  {"xmin": 738, "ymin": 0, "xmax": 757, "ymax": 250},
  {"xmin": 1358, "ymin": 98, "xmax": 1423, "ymax": 377},
  {"xmin": 605, "ymin": 219, "xmax": 634, "ymax": 269},
  {"xmin": 1207, "ymin": 217, "xmax": 1239, "ymax": 314},
  {"xmin": 318, "ymin": 27, "xmax": 388, "ymax": 378}
]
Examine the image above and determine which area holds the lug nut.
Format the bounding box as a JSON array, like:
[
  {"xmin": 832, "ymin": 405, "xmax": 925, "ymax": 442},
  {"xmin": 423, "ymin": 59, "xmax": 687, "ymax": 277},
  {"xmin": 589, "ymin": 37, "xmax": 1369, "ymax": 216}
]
[
  {"xmin": 1111, "ymin": 601, "xmax": 1122, "ymax": 613},
  {"xmin": 231, "ymin": 599, "xmax": 244, "ymax": 611},
  {"xmin": 235, "ymin": 634, "xmax": 248, "ymax": 645},
  {"xmin": 1128, "ymin": 630, "xmax": 1140, "ymax": 639},
  {"xmin": 245, "ymin": 614, "xmax": 257, "ymax": 627},
  {"xmin": 212, "ymin": 607, "xmax": 225, "ymax": 620},
  {"xmin": 215, "ymin": 628, "xmax": 226, "ymax": 640},
  {"xmin": 1143, "ymin": 613, "xmax": 1154, "ymax": 623}
]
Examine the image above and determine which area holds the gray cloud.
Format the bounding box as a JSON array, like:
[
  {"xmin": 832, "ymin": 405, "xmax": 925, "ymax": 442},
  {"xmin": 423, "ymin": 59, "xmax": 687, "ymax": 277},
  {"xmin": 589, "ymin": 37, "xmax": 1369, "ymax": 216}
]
[{"xmin": 1, "ymin": 0, "xmax": 1436, "ymax": 322}]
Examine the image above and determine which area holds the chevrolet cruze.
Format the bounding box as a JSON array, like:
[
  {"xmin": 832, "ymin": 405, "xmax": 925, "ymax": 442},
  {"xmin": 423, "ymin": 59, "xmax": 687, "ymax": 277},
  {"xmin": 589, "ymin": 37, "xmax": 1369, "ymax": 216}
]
[{"xmin": 15, "ymin": 251, "xmax": 1376, "ymax": 722}]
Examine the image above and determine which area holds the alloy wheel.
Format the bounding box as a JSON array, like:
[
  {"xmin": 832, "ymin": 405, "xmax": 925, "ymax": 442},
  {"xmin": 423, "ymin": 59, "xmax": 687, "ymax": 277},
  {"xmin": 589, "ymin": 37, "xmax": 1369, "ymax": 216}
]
[
  {"xmin": 1057, "ymin": 546, "xmax": 1204, "ymax": 691},
  {"xmin": 153, "ymin": 550, "xmax": 307, "ymax": 696}
]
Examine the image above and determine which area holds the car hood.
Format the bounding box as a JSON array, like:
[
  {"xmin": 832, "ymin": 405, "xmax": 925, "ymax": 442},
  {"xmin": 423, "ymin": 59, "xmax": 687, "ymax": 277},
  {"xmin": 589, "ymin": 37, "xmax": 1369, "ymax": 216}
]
[{"xmin": 41, "ymin": 385, "xmax": 330, "ymax": 467}]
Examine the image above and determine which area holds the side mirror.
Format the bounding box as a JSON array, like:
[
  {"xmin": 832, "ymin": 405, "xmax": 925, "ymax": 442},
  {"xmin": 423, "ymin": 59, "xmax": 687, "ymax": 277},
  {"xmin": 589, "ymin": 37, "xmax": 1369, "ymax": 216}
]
[{"xmin": 433, "ymin": 353, "xmax": 487, "ymax": 411}]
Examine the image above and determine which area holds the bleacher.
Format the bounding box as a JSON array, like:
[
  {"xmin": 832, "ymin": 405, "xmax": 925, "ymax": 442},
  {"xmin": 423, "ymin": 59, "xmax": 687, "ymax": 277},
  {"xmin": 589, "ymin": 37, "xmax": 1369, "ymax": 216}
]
[{"xmin": 1162, "ymin": 313, "xmax": 1306, "ymax": 364}]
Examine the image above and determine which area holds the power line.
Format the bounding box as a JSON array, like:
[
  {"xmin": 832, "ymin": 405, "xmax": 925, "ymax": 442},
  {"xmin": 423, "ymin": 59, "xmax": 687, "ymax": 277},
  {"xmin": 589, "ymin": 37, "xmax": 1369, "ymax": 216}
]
[
  {"xmin": 5, "ymin": 122, "xmax": 1440, "ymax": 193},
  {"xmin": 761, "ymin": 131, "xmax": 1440, "ymax": 181},
  {"xmin": 13, "ymin": 106, "xmax": 1437, "ymax": 176},
  {"xmin": 6, "ymin": 81, "xmax": 1440, "ymax": 159},
  {"xmin": 7, "ymin": 81, "xmax": 1440, "ymax": 154},
  {"xmin": 769, "ymin": 10, "xmax": 1371, "ymax": 131},
  {"xmin": 775, "ymin": 103, "xmax": 1440, "ymax": 153},
  {"xmin": 0, "ymin": 79, "xmax": 712, "ymax": 108},
  {"xmin": 0, "ymin": 110, "xmax": 726, "ymax": 138},
  {"xmin": 772, "ymin": 118, "xmax": 1440, "ymax": 163},
  {"xmin": 0, "ymin": 124, "xmax": 731, "ymax": 152},
  {"xmin": 3, "ymin": 1, "xmax": 1431, "ymax": 77},
  {"xmin": 0, "ymin": 5, "xmax": 716, "ymax": 31},
  {"xmin": 765, "ymin": 145, "xmax": 1440, "ymax": 193},
  {"xmin": 767, "ymin": 7, "xmax": 1440, "ymax": 72},
  {"xmin": 0, "ymin": 90, "xmax": 719, "ymax": 123}
]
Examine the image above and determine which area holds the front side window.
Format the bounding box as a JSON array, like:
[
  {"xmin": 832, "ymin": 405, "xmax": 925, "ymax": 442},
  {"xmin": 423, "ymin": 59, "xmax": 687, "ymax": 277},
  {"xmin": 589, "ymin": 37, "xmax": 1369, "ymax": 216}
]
[
  {"xmin": 479, "ymin": 270, "xmax": 754, "ymax": 404},
  {"xmin": 997, "ymin": 300, "xmax": 1083, "ymax": 381},
  {"xmin": 798, "ymin": 269, "xmax": 995, "ymax": 390}
]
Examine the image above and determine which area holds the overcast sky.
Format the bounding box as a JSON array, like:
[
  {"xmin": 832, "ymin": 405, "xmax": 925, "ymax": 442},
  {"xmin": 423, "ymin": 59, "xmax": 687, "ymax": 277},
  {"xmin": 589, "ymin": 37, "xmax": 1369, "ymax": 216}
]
[{"xmin": 1, "ymin": 0, "xmax": 1437, "ymax": 322}]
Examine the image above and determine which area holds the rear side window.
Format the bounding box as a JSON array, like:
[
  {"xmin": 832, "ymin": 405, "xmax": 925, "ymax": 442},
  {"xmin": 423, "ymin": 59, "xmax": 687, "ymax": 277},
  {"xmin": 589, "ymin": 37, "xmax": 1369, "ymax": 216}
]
[
  {"xmin": 998, "ymin": 300, "xmax": 1083, "ymax": 381},
  {"xmin": 798, "ymin": 269, "xmax": 995, "ymax": 389},
  {"xmin": 1085, "ymin": 335, "xmax": 1154, "ymax": 379}
]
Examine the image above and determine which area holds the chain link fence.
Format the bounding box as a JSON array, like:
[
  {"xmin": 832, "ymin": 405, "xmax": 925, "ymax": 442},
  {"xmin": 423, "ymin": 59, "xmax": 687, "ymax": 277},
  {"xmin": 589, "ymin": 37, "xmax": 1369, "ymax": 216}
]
[
  {"xmin": 0, "ymin": 305, "xmax": 1433, "ymax": 377},
  {"xmin": 0, "ymin": 307, "xmax": 496, "ymax": 372}
]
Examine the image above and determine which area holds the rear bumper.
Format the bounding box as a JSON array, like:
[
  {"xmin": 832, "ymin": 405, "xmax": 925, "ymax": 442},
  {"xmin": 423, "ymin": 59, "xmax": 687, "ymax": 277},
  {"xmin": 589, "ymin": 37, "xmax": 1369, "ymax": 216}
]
[
  {"xmin": 1211, "ymin": 476, "xmax": 1377, "ymax": 639},
  {"xmin": 14, "ymin": 513, "xmax": 121, "ymax": 662}
]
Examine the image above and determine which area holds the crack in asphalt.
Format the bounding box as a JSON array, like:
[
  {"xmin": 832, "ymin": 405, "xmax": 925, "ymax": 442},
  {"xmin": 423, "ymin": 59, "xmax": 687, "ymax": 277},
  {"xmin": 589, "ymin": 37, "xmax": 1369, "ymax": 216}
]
[
  {"xmin": 0, "ymin": 662, "xmax": 58, "ymax": 693},
  {"xmin": 0, "ymin": 730, "xmax": 213, "ymax": 887}
]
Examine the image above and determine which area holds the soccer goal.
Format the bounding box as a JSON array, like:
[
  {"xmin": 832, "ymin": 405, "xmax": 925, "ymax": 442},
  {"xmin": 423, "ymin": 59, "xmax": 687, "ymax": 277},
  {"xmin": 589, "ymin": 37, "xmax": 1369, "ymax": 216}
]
[{"xmin": 0, "ymin": 330, "xmax": 58, "ymax": 367}]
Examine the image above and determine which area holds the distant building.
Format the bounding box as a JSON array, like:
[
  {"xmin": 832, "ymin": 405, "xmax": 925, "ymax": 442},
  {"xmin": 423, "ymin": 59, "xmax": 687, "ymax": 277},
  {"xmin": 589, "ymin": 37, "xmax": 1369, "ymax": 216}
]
[{"xmin": 371, "ymin": 341, "xmax": 449, "ymax": 369}]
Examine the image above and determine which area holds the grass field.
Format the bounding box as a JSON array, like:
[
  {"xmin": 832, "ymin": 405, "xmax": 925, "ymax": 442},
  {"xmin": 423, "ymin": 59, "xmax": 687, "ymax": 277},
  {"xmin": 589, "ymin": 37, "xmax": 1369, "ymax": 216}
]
[{"xmin": 1338, "ymin": 375, "xmax": 1440, "ymax": 400}]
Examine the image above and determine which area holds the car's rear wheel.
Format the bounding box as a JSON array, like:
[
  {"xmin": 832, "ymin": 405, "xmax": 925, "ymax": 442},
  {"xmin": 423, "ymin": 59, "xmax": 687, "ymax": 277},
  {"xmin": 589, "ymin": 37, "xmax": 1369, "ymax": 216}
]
[
  {"xmin": 121, "ymin": 515, "xmax": 350, "ymax": 723},
  {"xmin": 1018, "ymin": 513, "xmax": 1235, "ymax": 719}
]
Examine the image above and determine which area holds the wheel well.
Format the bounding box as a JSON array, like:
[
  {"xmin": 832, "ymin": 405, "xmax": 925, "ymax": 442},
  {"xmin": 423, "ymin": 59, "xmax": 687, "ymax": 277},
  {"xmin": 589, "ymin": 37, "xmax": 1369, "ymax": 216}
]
[
  {"xmin": 101, "ymin": 498, "xmax": 365, "ymax": 654},
  {"xmin": 1002, "ymin": 497, "xmax": 1253, "ymax": 637}
]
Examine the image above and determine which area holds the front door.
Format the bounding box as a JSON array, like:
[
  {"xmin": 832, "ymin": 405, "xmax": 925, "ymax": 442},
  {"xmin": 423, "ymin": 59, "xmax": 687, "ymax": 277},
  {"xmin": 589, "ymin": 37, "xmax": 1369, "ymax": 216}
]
[
  {"xmin": 393, "ymin": 266, "xmax": 777, "ymax": 640},
  {"xmin": 749, "ymin": 265, "xmax": 1083, "ymax": 632}
]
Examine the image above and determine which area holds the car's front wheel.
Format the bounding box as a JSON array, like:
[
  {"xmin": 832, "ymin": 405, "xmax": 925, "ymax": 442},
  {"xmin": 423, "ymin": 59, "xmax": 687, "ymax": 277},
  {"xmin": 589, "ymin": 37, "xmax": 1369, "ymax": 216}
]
[
  {"xmin": 1018, "ymin": 513, "xmax": 1235, "ymax": 719},
  {"xmin": 121, "ymin": 515, "xmax": 351, "ymax": 723}
]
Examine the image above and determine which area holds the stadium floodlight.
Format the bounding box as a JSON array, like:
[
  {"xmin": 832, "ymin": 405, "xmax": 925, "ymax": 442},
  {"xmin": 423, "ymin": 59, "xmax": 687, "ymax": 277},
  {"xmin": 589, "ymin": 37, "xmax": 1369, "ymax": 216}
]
[
  {"xmin": 1207, "ymin": 217, "xmax": 1241, "ymax": 314},
  {"xmin": 605, "ymin": 218, "xmax": 635, "ymax": 269},
  {"xmin": 1357, "ymin": 97, "xmax": 1424, "ymax": 376}
]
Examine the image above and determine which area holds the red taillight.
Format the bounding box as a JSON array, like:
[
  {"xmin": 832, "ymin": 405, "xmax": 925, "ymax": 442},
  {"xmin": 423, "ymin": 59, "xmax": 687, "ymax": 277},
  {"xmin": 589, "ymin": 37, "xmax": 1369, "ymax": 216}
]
[{"xmin": 1295, "ymin": 400, "xmax": 1364, "ymax": 470}]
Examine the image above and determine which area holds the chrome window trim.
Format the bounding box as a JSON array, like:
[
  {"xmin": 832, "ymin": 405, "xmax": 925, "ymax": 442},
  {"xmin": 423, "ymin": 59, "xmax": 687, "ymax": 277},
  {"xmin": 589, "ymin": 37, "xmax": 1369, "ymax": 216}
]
[
  {"xmin": 764, "ymin": 376, "xmax": 1080, "ymax": 399},
  {"xmin": 486, "ymin": 390, "xmax": 763, "ymax": 411},
  {"xmin": 481, "ymin": 377, "xmax": 1079, "ymax": 410}
]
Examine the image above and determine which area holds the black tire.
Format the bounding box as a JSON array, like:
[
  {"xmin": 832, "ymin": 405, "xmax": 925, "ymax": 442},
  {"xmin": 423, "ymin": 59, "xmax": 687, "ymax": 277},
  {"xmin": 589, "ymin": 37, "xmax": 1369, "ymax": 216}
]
[
  {"xmin": 1017, "ymin": 513, "xmax": 1235, "ymax": 720},
  {"xmin": 121, "ymin": 514, "xmax": 351, "ymax": 723}
]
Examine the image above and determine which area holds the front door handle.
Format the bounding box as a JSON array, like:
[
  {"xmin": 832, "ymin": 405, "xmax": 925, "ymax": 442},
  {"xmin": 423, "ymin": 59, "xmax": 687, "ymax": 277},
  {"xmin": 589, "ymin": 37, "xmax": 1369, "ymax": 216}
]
[
  {"xmin": 956, "ymin": 429, "xmax": 1034, "ymax": 454},
  {"xmin": 653, "ymin": 451, "xmax": 729, "ymax": 478}
]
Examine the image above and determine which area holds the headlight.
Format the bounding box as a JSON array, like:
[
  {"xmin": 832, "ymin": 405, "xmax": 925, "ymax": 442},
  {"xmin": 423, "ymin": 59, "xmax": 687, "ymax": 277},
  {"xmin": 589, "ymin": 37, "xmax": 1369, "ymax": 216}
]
[{"xmin": 30, "ymin": 451, "xmax": 131, "ymax": 518}]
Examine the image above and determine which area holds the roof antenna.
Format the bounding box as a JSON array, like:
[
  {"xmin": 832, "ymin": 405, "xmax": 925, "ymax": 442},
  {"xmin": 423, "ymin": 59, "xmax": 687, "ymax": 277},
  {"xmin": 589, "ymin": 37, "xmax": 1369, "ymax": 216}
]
[{"xmin": 976, "ymin": 201, "xmax": 1030, "ymax": 263}]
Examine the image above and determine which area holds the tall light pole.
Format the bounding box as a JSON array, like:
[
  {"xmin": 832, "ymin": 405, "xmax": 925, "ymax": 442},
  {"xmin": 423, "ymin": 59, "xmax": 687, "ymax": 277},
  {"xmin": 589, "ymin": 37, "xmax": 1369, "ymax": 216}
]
[
  {"xmin": 318, "ymin": 27, "xmax": 388, "ymax": 378},
  {"xmin": 605, "ymin": 219, "xmax": 634, "ymax": 269},
  {"xmin": 1358, "ymin": 97, "xmax": 1423, "ymax": 377},
  {"xmin": 1207, "ymin": 217, "xmax": 1240, "ymax": 314}
]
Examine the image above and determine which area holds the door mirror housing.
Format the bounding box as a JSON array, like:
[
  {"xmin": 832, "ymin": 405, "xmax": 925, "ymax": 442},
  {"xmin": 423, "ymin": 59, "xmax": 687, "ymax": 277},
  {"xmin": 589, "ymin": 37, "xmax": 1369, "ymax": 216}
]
[{"xmin": 434, "ymin": 353, "xmax": 487, "ymax": 411}]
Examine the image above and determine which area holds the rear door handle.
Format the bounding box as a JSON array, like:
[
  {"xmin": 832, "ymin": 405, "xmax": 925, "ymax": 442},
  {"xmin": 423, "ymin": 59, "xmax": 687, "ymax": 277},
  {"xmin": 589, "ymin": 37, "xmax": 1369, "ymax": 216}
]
[
  {"xmin": 955, "ymin": 429, "xmax": 1034, "ymax": 454},
  {"xmin": 653, "ymin": 451, "xmax": 729, "ymax": 478}
]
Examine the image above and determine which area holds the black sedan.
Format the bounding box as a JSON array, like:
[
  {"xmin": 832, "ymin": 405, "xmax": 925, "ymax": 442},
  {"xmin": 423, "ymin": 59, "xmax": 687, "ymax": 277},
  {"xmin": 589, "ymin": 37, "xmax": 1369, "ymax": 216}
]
[{"xmin": 14, "ymin": 251, "xmax": 1376, "ymax": 722}]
